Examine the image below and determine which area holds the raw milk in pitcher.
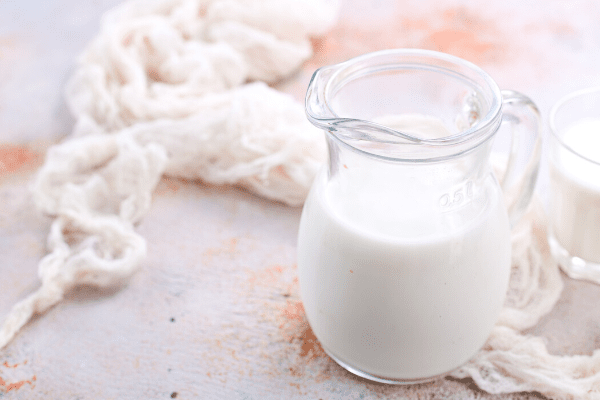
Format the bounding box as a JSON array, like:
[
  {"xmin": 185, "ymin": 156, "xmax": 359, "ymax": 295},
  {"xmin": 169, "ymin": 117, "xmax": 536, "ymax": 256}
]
[{"xmin": 298, "ymin": 50, "xmax": 541, "ymax": 383}]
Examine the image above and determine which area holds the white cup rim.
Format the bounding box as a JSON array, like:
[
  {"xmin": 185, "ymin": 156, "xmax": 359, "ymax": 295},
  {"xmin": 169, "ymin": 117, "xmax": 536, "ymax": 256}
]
[{"xmin": 549, "ymin": 86, "xmax": 600, "ymax": 166}]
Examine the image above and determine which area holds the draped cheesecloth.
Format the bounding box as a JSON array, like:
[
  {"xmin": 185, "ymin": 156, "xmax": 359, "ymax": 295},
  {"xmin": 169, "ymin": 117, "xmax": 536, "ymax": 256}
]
[{"xmin": 0, "ymin": 1, "xmax": 598, "ymax": 398}]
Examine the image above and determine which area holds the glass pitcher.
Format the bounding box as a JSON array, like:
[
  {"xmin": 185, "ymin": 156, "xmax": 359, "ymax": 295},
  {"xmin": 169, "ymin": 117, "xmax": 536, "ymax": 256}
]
[{"xmin": 297, "ymin": 49, "xmax": 541, "ymax": 384}]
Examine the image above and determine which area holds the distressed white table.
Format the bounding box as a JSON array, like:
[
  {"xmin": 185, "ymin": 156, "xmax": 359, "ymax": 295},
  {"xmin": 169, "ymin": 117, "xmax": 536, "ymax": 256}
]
[{"xmin": 2, "ymin": 0, "xmax": 600, "ymax": 398}]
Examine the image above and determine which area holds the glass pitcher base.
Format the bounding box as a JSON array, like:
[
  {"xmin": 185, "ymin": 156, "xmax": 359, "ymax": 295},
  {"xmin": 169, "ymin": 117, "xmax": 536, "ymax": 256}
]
[
  {"xmin": 323, "ymin": 347, "xmax": 456, "ymax": 385},
  {"xmin": 549, "ymin": 235, "xmax": 600, "ymax": 284}
]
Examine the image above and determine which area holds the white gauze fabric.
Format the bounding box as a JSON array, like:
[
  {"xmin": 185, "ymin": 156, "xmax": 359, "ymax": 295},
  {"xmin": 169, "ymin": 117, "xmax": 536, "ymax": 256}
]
[
  {"xmin": 0, "ymin": 0, "xmax": 335, "ymax": 349},
  {"xmin": 1, "ymin": 0, "xmax": 599, "ymax": 398}
]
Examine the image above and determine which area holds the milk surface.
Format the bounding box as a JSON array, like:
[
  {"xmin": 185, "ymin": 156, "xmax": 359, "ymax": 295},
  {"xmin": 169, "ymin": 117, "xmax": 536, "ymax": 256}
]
[
  {"xmin": 298, "ymin": 167, "xmax": 511, "ymax": 380},
  {"xmin": 550, "ymin": 118, "xmax": 600, "ymax": 263}
]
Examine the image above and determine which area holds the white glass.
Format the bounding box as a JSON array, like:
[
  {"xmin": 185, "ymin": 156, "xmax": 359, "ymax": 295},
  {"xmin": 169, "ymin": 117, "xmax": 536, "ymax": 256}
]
[
  {"xmin": 548, "ymin": 87, "xmax": 600, "ymax": 283},
  {"xmin": 298, "ymin": 49, "xmax": 542, "ymax": 384}
]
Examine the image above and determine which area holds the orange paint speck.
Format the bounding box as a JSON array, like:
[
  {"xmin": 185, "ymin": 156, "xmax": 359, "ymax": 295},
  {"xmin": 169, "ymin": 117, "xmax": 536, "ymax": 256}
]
[
  {"xmin": 0, "ymin": 144, "xmax": 40, "ymax": 177},
  {"xmin": 202, "ymin": 237, "xmax": 240, "ymax": 264},
  {"xmin": 5, "ymin": 380, "xmax": 27, "ymax": 391},
  {"xmin": 0, "ymin": 34, "xmax": 20, "ymax": 60},
  {"xmin": 0, "ymin": 374, "xmax": 35, "ymax": 392},
  {"xmin": 551, "ymin": 23, "xmax": 575, "ymax": 35},
  {"xmin": 154, "ymin": 176, "xmax": 183, "ymax": 195},
  {"xmin": 428, "ymin": 29, "xmax": 493, "ymax": 56},
  {"xmin": 415, "ymin": 7, "xmax": 505, "ymax": 65},
  {"xmin": 279, "ymin": 301, "xmax": 325, "ymax": 361},
  {"xmin": 0, "ymin": 360, "xmax": 35, "ymax": 393},
  {"xmin": 273, "ymin": 165, "xmax": 290, "ymax": 180},
  {"xmin": 162, "ymin": 177, "xmax": 180, "ymax": 192},
  {"xmin": 247, "ymin": 264, "xmax": 287, "ymax": 288},
  {"xmin": 281, "ymin": 301, "xmax": 305, "ymax": 324},
  {"xmin": 306, "ymin": 5, "xmax": 511, "ymax": 69}
]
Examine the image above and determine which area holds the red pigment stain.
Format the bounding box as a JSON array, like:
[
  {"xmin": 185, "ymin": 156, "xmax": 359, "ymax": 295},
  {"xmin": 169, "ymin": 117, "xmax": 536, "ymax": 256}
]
[
  {"xmin": 0, "ymin": 34, "xmax": 20, "ymax": 59},
  {"xmin": 524, "ymin": 20, "xmax": 576, "ymax": 36},
  {"xmin": 202, "ymin": 238, "xmax": 239, "ymax": 264},
  {"xmin": 279, "ymin": 301, "xmax": 325, "ymax": 360},
  {"xmin": 307, "ymin": 6, "xmax": 512, "ymax": 68},
  {"xmin": 0, "ymin": 35, "xmax": 19, "ymax": 47},
  {"xmin": 273, "ymin": 165, "xmax": 290, "ymax": 179},
  {"xmin": 247, "ymin": 264, "xmax": 286, "ymax": 289},
  {"xmin": 544, "ymin": 21, "xmax": 576, "ymax": 36},
  {"xmin": 0, "ymin": 144, "xmax": 40, "ymax": 177},
  {"xmin": 154, "ymin": 176, "xmax": 183, "ymax": 195},
  {"xmin": 0, "ymin": 361, "xmax": 35, "ymax": 393},
  {"xmin": 429, "ymin": 29, "xmax": 492, "ymax": 56},
  {"xmin": 420, "ymin": 8, "xmax": 504, "ymax": 64}
]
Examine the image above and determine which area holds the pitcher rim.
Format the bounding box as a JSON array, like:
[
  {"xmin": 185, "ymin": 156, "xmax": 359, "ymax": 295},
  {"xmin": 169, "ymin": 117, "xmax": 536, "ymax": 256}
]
[{"xmin": 305, "ymin": 49, "xmax": 503, "ymax": 161}]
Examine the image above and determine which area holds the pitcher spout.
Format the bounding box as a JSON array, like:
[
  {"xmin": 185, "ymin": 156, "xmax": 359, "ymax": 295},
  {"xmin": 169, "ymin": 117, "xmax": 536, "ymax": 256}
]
[
  {"xmin": 306, "ymin": 63, "xmax": 426, "ymax": 146},
  {"xmin": 304, "ymin": 49, "xmax": 503, "ymax": 162},
  {"xmin": 305, "ymin": 63, "xmax": 341, "ymax": 129}
]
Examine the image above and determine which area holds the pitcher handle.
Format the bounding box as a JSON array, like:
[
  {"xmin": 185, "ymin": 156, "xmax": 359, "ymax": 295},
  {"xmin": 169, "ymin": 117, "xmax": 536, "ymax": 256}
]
[{"xmin": 499, "ymin": 90, "xmax": 543, "ymax": 228}]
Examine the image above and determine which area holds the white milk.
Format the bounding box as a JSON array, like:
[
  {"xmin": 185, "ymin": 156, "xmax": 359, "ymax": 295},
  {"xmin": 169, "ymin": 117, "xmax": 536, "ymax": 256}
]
[
  {"xmin": 298, "ymin": 166, "xmax": 511, "ymax": 380},
  {"xmin": 550, "ymin": 118, "xmax": 600, "ymax": 263}
]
